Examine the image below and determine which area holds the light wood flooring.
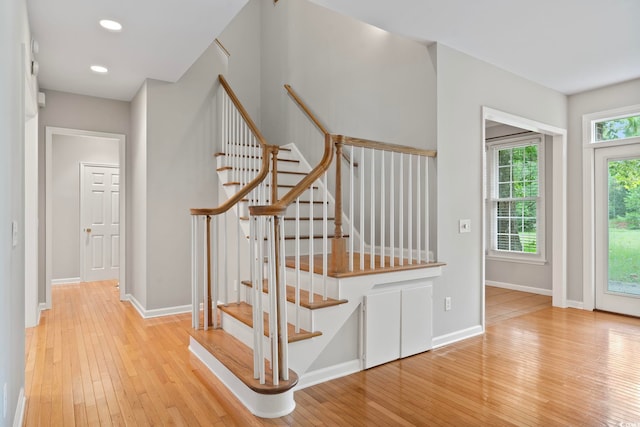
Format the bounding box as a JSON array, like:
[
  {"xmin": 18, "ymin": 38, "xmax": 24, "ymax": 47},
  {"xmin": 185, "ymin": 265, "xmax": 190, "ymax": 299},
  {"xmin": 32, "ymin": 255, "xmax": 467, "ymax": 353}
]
[{"xmin": 24, "ymin": 281, "xmax": 640, "ymax": 425}]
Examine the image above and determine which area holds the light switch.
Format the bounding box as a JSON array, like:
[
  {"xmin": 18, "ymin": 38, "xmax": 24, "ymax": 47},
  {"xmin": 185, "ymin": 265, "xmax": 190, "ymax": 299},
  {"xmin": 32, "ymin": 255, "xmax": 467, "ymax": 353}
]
[{"xmin": 459, "ymin": 219, "xmax": 471, "ymax": 233}]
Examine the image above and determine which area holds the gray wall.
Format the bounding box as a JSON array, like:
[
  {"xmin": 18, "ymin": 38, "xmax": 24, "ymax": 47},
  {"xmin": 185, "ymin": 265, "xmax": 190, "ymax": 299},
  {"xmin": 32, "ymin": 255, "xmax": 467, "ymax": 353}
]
[
  {"xmin": 129, "ymin": 82, "xmax": 148, "ymax": 307},
  {"xmin": 566, "ymin": 78, "xmax": 640, "ymax": 302},
  {"xmin": 1, "ymin": 0, "xmax": 31, "ymax": 424},
  {"xmin": 484, "ymin": 127, "xmax": 554, "ymax": 292},
  {"xmin": 38, "ymin": 90, "xmax": 130, "ymax": 300},
  {"xmin": 51, "ymin": 134, "xmax": 119, "ymax": 280},
  {"xmin": 433, "ymin": 43, "xmax": 567, "ymax": 336}
]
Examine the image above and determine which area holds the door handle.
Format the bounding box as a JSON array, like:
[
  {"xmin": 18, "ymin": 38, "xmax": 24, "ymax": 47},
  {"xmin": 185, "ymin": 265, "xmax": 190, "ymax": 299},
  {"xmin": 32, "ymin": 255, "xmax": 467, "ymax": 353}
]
[{"xmin": 85, "ymin": 228, "xmax": 92, "ymax": 233}]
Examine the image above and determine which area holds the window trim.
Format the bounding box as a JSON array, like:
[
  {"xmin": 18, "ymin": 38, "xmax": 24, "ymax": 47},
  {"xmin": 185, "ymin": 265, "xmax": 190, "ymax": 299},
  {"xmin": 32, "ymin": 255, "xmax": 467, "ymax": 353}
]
[
  {"xmin": 486, "ymin": 134, "xmax": 546, "ymax": 264},
  {"xmin": 583, "ymin": 104, "xmax": 640, "ymax": 148}
]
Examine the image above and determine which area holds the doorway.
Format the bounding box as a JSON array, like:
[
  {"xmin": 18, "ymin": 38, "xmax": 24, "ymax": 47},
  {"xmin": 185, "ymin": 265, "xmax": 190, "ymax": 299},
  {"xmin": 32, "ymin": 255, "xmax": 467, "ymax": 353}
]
[
  {"xmin": 594, "ymin": 144, "xmax": 640, "ymax": 316},
  {"xmin": 45, "ymin": 127, "xmax": 126, "ymax": 308},
  {"xmin": 481, "ymin": 107, "xmax": 567, "ymax": 329}
]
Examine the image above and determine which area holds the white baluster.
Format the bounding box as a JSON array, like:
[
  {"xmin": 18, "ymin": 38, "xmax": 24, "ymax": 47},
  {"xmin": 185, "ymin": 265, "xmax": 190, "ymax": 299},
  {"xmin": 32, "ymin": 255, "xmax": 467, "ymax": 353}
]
[
  {"xmin": 191, "ymin": 215, "xmax": 198, "ymax": 329},
  {"xmin": 408, "ymin": 154, "xmax": 413, "ymax": 264},
  {"xmin": 250, "ymin": 216, "xmax": 259, "ymax": 379},
  {"xmin": 203, "ymin": 216, "xmax": 208, "ymax": 331},
  {"xmin": 237, "ymin": 212, "xmax": 241, "ymax": 304},
  {"xmin": 222, "ymin": 212, "xmax": 228, "ymax": 306},
  {"xmin": 279, "ymin": 216, "xmax": 289, "ymax": 380},
  {"xmin": 267, "ymin": 218, "xmax": 279, "ymax": 386},
  {"xmin": 212, "ymin": 216, "xmax": 219, "ymax": 329},
  {"xmin": 323, "ymin": 172, "xmax": 328, "ymax": 300},
  {"xmin": 370, "ymin": 149, "xmax": 375, "ymax": 270},
  {"xmin": 359, "ymin": 146, "xmax": 365, "ymax": 271},
  {"xmin": 380, "ymin": 150, "xmax": 385, "ymax": 268},
  {"xmin": 399, "ymin": 154, "xmax": 404, "ymax": 266},
  {"xmin": 295, "ymin": 197, "xmax": 301, "ymax": 333},
  {"xmin": 425, "ymin": 158, "xmax": 430, "ymax": 262},
  {"xmin": 309, "ymin": 185, "xmax": 314, "ymax": 304},
  {"xmin": 349, "ymin": 145, "xmax": 354, "ymax": 272},
  {"xmin": 390, "ymin": 152, "xmax": 395, "ymax": 267},
  {"xmin": 417, "ymin": 155, "xmax": 422, "ymax": 264}
]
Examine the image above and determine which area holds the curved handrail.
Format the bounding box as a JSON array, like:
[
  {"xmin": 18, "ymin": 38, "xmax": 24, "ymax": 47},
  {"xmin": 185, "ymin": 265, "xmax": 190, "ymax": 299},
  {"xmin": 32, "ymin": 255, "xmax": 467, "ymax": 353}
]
[
  {"xmin": 190, "ymin": 145, "xmax": 275, "ymax": 216},
  {"xmin": 250, "ymin": 133, "xmax": 334, "ymax": 216},
  {"xmin": 190, "ymin": 75, "xmax": 275, "ymax": 216}
]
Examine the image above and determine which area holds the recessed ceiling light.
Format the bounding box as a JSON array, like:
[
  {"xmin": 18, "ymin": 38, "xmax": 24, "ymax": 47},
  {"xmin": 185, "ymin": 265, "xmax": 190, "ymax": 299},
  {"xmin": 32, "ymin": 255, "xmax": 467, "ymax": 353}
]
[
  {"xmin": 99, "ymin": 19, "xmax": 122, "ymax": 32},
  {"xmin": 90, "ymin": 65, "xmax": 108, "ymax": 74}
]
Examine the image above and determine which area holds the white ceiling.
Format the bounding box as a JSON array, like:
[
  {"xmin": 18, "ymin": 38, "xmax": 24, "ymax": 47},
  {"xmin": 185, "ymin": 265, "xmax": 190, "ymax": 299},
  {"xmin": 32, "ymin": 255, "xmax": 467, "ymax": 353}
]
[
  {"xmin": 28, "ymin": 0, "xmax": 640, "ymax": 101},
  {"xmin": 27, "ymin": 0, "xmax": 248, "ymax": 101}
]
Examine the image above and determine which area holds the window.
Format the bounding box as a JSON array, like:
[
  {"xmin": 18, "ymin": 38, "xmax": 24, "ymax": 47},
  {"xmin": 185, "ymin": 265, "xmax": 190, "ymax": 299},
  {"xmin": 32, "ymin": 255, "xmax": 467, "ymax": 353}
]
[
  {"xmin": 487, "ymin": 136, "xmax": 545, "ymax": 263},
  {"xmin": 594, "ymin": 114, "xmax": 640, "ymax": 142}
]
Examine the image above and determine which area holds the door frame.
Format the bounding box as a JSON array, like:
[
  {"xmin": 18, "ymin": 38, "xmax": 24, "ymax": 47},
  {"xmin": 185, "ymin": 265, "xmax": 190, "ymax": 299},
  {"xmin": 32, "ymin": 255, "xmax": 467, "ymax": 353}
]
[
  {"xmin": 79, "ymin": 162, "xmax": 120, "ymax": 283},
  {"xmin": 582, "ymin": 104, "xmax": 640, "ymax": 311},
  {"xmin": 45, "ymin": 127, "xmax": 126, "ymax": 308},
  {"xmin": 482, "ymin": 107, "xmax": 568, "ymax": 321}
]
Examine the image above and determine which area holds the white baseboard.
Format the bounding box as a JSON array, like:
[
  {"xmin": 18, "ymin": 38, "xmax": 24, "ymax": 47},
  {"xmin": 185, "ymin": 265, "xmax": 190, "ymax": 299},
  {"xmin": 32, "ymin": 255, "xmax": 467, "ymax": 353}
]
[
  {"xmin": 13, "ymin": 387, "xmax": 25, "ymax": 427},
  {"xmin": 485, "ymin": 280, "xmax": 552, "ymax": 296},
  {"xmin": 37, "ymin": 302, "xmax": 47, "ymax": 325},
  {"xmin": 566, "ymin": 300, "xmax": 585, "ymax": 310},
  {"xmin": 124, "ymin": 294, "xmax": 191, "ymax": 319},
  {"xmin": 432, "ymin": 325, "xmax": 483, "ymax": 349},
  {"xmin": 296, "ymin": 359, "xmax": 362, "ymax": 390},
  {"xmin": 52, "ymin": 277, "xmax": 80, "ymax": 285}
]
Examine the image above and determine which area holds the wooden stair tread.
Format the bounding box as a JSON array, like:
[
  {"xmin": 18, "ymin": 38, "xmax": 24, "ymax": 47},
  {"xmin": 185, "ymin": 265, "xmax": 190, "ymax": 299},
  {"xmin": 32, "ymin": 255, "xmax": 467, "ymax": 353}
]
[
  {"xmin": 285, "ymin": 252, "xmax": 446, "ymax": 278},
  {"xmin": 219, "ymin": 302, "xmax": 322, "ymax": 343},
  {"xmin": 241, "ymin": 280, "xmax": 348, "ymax": 310},
  {"xmin": 239, "ymin": 216, "xmax": 335, "ymax": 221},
  {"xmin": 251, "ymin": 234, "xmax": 349, "ymax": 241},
  {"xmin": 217, "ymin": 166, "xmax": 306, "ymax": 176},
  {"xmin": 189, "ymin": 328, "xmax": 298, "ymax": 394}
]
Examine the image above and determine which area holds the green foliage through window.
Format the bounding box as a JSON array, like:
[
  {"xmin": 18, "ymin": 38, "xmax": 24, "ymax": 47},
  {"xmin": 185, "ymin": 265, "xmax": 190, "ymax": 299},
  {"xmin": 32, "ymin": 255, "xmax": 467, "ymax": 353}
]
[
  {"xmin": 595, "ymin": 115, "xmax": 640, "ymax": 142},
  {"xmin": 491, "ymin": 140, "xmax": 540, "ymax": 254}
]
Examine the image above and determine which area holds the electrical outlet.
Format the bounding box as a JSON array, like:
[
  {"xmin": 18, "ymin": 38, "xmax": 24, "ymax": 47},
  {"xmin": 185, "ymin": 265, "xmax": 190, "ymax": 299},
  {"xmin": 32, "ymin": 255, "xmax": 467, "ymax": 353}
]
[{"xmin": 445, "ymin": 297, "xmax": 452, "ymax": 311}]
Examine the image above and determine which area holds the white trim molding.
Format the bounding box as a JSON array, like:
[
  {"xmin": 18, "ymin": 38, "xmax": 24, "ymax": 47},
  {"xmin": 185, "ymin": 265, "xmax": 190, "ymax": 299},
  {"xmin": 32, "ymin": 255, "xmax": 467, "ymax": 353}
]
[
  {"xmin": 482, "ymin": 107, "xmax": 568, "ymax": 322},
  {"xmin": 51, "ymin": 277, "xmax": 80, "ymax": 285},
  {"xmin": 582, "ymin": 104, "xmax": 640, "ymax": 312},
  {"xmin": 296, "ymin": 359, "xmax": 362, "ymax": 390},
  {"xmin": 13, "ymin": 387, "xmax": 25, "ymax": 427},
  {"xmin": 125, "ymin": 294, "xmax": 191, "ymax": 319},
  {"xmin": 432, "ymin": 325, "xmax": 483, "ymax": 349},
  {"xmin": 485, "ymin": 280, "xmax": 552, "ymax": 296}
]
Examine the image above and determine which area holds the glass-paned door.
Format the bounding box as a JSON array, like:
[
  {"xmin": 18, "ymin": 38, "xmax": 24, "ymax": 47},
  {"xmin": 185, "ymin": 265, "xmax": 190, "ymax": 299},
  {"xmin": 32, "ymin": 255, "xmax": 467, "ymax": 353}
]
[{"xmin": 595, "ymin": 144, "xmax": 640, "ymax": 316}]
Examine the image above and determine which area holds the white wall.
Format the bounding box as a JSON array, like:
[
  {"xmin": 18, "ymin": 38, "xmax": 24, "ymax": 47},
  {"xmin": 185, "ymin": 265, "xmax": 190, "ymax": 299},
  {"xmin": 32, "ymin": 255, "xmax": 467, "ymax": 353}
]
[
  {"xmin": 566, "ymin": 77, "xmax": 640, "ymax": 302},
  {"xmin": 261, "ymin": 0, "xmax": 436, "ymax": 162},
  {"xmin": 129, "ymin": 82, "xmax": 148, "ymax": 307},
  {"xmin": 434, "ymin": 43, "xmax": 567, "ymax": 336},
  {"xmin": 0, "ymin": 0, "xmax": 32, "ymax": 423},
  {"xmin": 51, "ymin": 134, "xmax": 119, "ymax": 280},
  {"xmin": 38, "ymin": 90, "xmax": 130, "ymax": 300}
]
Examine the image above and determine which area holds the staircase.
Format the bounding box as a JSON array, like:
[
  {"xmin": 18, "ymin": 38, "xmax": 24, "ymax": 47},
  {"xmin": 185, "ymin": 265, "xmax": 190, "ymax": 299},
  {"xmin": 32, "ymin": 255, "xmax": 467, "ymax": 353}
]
[{"xmin": 188, "ymin": 75, "xmax": 444, "ymax": 418}]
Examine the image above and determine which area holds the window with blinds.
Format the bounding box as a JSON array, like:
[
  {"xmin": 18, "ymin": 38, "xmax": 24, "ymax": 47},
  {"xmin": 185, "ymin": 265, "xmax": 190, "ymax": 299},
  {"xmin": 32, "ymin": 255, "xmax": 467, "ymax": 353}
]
[{"xmin": 487, "ymin": 136, "xmax": 545, "ymax": 262}]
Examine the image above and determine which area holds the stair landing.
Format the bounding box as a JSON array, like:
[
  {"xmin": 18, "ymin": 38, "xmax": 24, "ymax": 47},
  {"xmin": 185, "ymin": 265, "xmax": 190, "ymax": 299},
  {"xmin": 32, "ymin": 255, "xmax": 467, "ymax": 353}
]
[{"xmin": 286, "ymin": 252, "xmax": 446, "ymax": 278}]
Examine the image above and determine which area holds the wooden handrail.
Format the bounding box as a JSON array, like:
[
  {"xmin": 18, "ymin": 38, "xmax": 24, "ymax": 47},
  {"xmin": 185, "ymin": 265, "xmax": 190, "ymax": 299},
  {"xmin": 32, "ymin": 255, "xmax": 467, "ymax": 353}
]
[
  {"xmin": 190, "ymin": 145, "xmax": 274, "ymax": 216},
  {"xmin": 191, "ymin": 75, "xmax": 276, "ymax": 216},
  {"xmin": 284, "ymin": 84, "xmax": 357, "ymax": 167},
  {"xmin": 338, "ymin": 135, "xmax": 437, "ymax": 157},
  {"xmin": 219, "ymin": 74, "xmax": 268, "ymax": 148},
  {"xmin": 250, "ymin": 133, "xmax": 334, "ymax": 216}
]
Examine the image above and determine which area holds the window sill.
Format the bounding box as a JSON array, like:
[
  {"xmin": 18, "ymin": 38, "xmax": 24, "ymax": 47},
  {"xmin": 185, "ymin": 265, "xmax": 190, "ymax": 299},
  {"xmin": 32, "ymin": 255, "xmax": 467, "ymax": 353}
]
[{"xmin": 486, "ymin": 254, "xmax": 547, "ymax": 266}]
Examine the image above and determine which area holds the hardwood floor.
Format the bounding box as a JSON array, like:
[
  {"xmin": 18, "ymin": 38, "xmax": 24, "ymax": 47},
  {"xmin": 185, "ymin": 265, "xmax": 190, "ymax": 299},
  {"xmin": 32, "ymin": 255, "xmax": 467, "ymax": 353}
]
[
  {"xmin": 485, "ymin": 285, "xmax": 551, "ymax": 326},
  {"xmin": 25, "ymin": 281, "xmax": 640, "ymax": 425}
]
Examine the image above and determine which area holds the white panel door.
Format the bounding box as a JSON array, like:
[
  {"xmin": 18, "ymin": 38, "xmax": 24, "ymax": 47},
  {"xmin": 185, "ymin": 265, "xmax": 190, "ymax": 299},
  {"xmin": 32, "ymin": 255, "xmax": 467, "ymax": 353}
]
[
  {"xmin": 82, "ymin": 164, "xmax": 120, "ymax": 282},
  {"xmin": 364, "ymin": 290, "xmax": 401, "ymax": 369},
  {"xmin": 400, "ymin": 284, "xmax": 433, "ymax": 358}
]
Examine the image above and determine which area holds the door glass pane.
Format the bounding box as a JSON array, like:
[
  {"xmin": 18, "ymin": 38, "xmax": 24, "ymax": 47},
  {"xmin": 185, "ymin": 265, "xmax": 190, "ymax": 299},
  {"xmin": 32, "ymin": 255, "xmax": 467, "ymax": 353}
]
[{"xmin": 608, "ymin": 158, "xmax": 640, "ymax": 296}]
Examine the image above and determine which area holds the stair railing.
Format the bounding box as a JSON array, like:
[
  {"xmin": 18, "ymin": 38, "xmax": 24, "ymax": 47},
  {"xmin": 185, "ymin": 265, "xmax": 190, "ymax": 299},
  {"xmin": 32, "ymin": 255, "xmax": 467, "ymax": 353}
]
[
  {"xmin": 251, "ymin": 85, "xmax": 438, "ymax": 337},
  {"xmin": 190, "ymin": 74, "xmax": 278, "ymax": 335}
]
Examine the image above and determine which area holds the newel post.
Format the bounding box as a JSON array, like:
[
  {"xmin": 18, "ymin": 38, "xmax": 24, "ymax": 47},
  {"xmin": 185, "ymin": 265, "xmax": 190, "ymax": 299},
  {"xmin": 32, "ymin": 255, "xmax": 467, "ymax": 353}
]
[{"xmin": 332, "ymin": 135, "xmax": 348, "ymax": 273}]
